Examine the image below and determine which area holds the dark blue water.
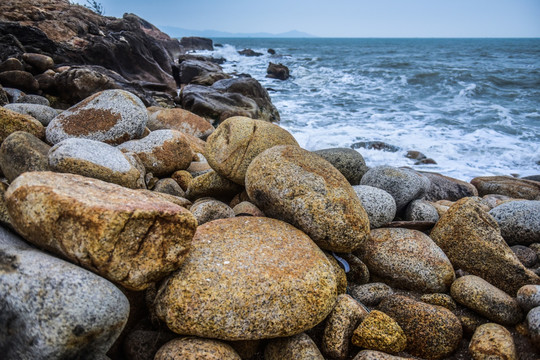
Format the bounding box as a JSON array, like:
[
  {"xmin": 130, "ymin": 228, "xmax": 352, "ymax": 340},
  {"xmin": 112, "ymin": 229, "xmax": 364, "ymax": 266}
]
[{"xmin": 199, "ymin": 38, "xmax": 540, "ymax": 180}]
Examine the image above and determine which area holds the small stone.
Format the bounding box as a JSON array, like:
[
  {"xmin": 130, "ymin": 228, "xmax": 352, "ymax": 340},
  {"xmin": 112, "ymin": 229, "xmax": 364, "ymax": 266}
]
[
  {"xmin": 4, "ymin": 103, "xmax": 57, "ymax": 126},
  {"xmin": 153, "ymin": 178, "xmax": 186, "ymax": 197},
  {"xmin": 517, "ymin": 285, "xmax": 540, "ymax": 312},
  {"xmin": 454, "ymin": 307, "xmax": 489, "ymax": 339},
  {"xmin": 313, "ymin": 148, "xmax": 368, "ymax": 185},
  {"xmin": 420, "ymin": 293, "xmax": 457, "ymax": 311},
  {"xmin": 147, "ymin": 106, "xmax": 214, "ymax": 139},
  {"xmin": 450, "ymin": 275, "xmax": 523, "ymax": 326},
  {"xmin": 0, "ymin": 106, "xmax": 45, "ymax": 143},
  {"xmin": 322, "ymin": 294, "xmax": 368, "ymax": 360},
  {"xmin": 527, "ymin": 306, "xmax": 540, "ymax": 349},
  {"xmin": 469, "ymin": 323, "xmax": 517, "ymax": 360},
  {"xmin": 481, "ymin": 194, "xmax": 515, "ymax": 209},
  {"xmin": 16, "ymin": 94, "xmax": 50, "ymax": 106},
  {"xmin": 353, "ymin": 185, "xmax": 396, "ymax": 228},
  {"xmin": 511, "ymin": 245, "xmax": 538, "ymax": 267},
  {"xmin": 264, "ymin": 333, "xmax": 324, "ymax": 360},
  {"xmin": 232, "ymin": 201, "xmax": 264, "ymax": 217},
  {"xmin": 186, "ymin": 170, "xmax": 243, "ymax": 201},
  {"xmin": 0, "ymin": 182, "xmax": 10, "ymax": 227},
  {"xmin": 349, "ymin": 283, "xmax": 393, "ymax": 307},
  {"xmin": 154, "ymin": 337, "xmax": 241, "ymax": 360},
  {"xmin": 3, "ymin": 87, "xmax": 25, "ymax": 102},
  {"xmin": 190, "ymin": 198, "xmax": 235, "ymax": 225},
  {"xmin": 471, "ymin": 176, "xmax": 540, "ymax": 200},
  {"xmin": 341, "ymin": 252, "xmax": 370, "ymax": 285},
  {"xmin": 227, "ymin": 340, "xmax": 261, "ymax": 360},
  {"xmin": 489, "ymin": 200, "xmax": 540, "ymax": 245},
  {"xmin": 352, "ymin": 310, "xmax": 407, "ymax": 353},
  {"xmin": 0, "ymin": 131, "xmax": 50, "ymax": 182},
  {"xmin": 404, "ymin": 199, "xmax": 439, "ymax": 222}
]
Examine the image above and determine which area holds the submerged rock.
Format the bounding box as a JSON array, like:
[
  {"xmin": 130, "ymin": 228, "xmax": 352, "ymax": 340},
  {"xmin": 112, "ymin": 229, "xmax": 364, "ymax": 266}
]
[{"xmin": 266, "ymin": 62, "xmax": 290, "ymax": 80}]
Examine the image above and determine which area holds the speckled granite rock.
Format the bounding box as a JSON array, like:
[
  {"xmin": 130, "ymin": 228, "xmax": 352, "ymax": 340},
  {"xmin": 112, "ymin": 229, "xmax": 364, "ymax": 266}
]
[
  {"xmin": 352, "ymin": 350, "xmax": 415, "ymax": 360},
  {"xmin": 0, "ymin": 131, "xmax": 50, "ymax": 182},
  {"xmin": 404, "ymin": 199, "xmax": 439, "ymax": 222},
  {"xmin": 172, "ymin": 170, "xmax": 193, "ymax": 191},
  {"xmin": 517, "ymin": 285, "xmax": 540, "ymax": 312},
  {"xmin": 352, "ymin": 310, "xmax": 407, "ymax": 353},
  {"xmin": 357, "ymin": 228, "xmax": 455, "ymax": 293},
  {"xmin": 421, "ymin": 171, "xmax": 478, "ymax": 201},
  {"xmin": 246, "ymin": 145, "xmax": 370, "ymax": 252},
  {"xmin": 5, "ymin": 171, "xmax": 197, "ymax": 291},
  {"xmin": 527, "ymin": 306, "xmax": 540, "ymax": 349},
  {"xmin": 378, "ymin": 295, "xmax": 462, "ymax": 359},
  {"xmin": 0, "ymin": 182, "xmax": 10, "ymax": 227},
  {"xmin": 0, "ymin": 226, "xmax": 129, "ymax": 359},
  {"xmin": 341, "ymin": 253, "xmax": 370, "ymax": 285},
  {"xmin": 511, "ymin": 245, "xmax": 538, "ymax": 267},
  {"xmin": 451, "ymin": 275, "xmax": 523, "ymax": 325},
  {"xmin": 0, "ymin": 106, "xmax": 45, "ymax": 143},
  {"xmin": 353, "ymin": 185, "xmax": 396, "ymax": 228},
  {"xmin": 349, "ymin": 283, "xmax": 393, "ymax": 307},
  {"xmin": 4, "ymin": 103, "xmax": 57, "ymax": 126},
  {"xmin": 471, "ymin": 176, "xmax": 540, "ymax": 200},
  {"xmin": 430, "ymin": 197, "xmax": 540, "ymax": 295},
  {"xmin": 147, "ymin": 106, "xmax": 214, "ymax": 139},
  {"xmin": 206, "ymin": 116, "xmax": 299, "ymax": 185},
  {"xmin": 420, "ymin": 293, "xmax": 457, "ymax": 311},
  {"xmin": 360, "ymin": 166, "xmax": 430, "ymax": 212},
  {"xmin": 122, "ymin": 329, "xmax": 177, "ymax": 360},
  {"xmin": 489, "ymin": 200, "xmax": 540, "ymax": 245},
  {"xmin": 154, "ymin": 337, "xmax": 241, "ymax": 360},
  {"xmin": 264, "ymin": 333, "xmax": 324, "ymax": 360},
  {"xmin": 469, "ymin": 323, "xmax": 517, "ymax": 360},
  {"xmin": 186, "ymin": 170, "xmax": 243, "ymax": 201},
  {"xmin": 117, "ymin": 130, "xmax": 193, "ymax": 177},
  {"xmin": 155, "ymin": 217, "xmax": 337, "ymax": 340},
  {"xmin": 190, "ymin": 198, "xmax": 235, "ymax": 225},
  {"xmin": 46, "ymin": 89, "xmax": 148, "ymax": 145},
  {"xmin": 232, "ymin": 201, "xmax": 264, "ymax": 217},
  {"xmin": 16, "ymin": 94, "xmax": 50, "ymax": 106},
  {"xmin": 48, "ymin": 138, "xmax": 146, "ymax": 189},
  {"xmin": 313, "ymin": 148, "xmax": 368, "ymax": 185},
  {"xmin": 322, "ymin": 294, "xmax": 368, "ymax": 360}
]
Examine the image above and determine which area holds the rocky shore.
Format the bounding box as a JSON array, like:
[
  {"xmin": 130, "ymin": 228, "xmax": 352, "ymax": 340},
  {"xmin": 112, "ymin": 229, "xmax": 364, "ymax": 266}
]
[{"xmin": 1, "ymin": 1, "xmax": 540, "ymax": 359}]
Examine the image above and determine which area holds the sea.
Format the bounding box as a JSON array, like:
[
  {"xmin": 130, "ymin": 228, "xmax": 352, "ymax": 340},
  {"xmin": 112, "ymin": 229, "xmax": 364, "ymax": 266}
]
[{"xmin": 195, "ymin": 38, "xmax": 540, "ymax": 181}]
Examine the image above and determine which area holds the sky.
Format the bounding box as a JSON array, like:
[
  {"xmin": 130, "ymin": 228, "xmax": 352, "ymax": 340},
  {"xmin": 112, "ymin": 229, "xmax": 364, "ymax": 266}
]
[{"xmin": 72, "ymin": 0, "xmax": 540, "ymax": 37}]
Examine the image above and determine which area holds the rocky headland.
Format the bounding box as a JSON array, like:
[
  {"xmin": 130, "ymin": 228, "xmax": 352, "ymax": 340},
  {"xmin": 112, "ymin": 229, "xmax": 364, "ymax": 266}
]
[{"xmin": 1, "ymin": 1, "xmax": 540, "ymax": 359}]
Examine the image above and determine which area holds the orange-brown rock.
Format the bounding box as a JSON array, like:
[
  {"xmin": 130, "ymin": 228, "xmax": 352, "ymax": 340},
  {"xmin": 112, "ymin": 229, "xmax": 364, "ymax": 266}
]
[
  {"xmin": 5, "ymin": 171, "xmax": 197, "ymax": 290},
  {"xmin": 246, "ymin": 145, "xmax": 370, "ymax": 252},
  {"xmin": 0, "ymin": 131, "xmax": 50, "ymax": 182},
  {"xmin": 469, "ymin": 323, "xmax": 517, "ymax": 360},
  {"xmin": 205, "ymin": 116, "xmax": 299, "ymax": 185},
  {"xmin": 264, "ymin": 333, "xmax": 324, "ymax": 360},
  {"xmin": 471, "ymin": 176, "xmax": 540, "ymax": 200},
  {"xmin": 0, "ymin": 106, "xmax": 45, "ymax": 143},
  {"xmin": 352, "ymin": 310, "xmax": 407, "ymax": 354},
  {"xmin": 154, "ymin": 217, "xmax": 337, "ymax": 340},
  {"xmin": 154, "ymin": 337, "xmax": 241, "ymax": 360},
  {"xmin": 147, "ymin": 106, "xmax": 214, "ymax": 139},
  {"xmin": 186, "ymin": 170, "xmax": 243, "ymax": 201}
]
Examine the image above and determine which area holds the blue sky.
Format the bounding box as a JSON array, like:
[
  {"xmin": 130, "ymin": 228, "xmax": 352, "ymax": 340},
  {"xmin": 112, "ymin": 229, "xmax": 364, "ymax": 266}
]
[{"xmin": 72, "ymin": 0, "xmax": 540, "ymax": 37}]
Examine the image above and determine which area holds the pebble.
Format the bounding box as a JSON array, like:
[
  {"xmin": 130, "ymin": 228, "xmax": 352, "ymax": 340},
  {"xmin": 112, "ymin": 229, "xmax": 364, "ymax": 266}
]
[
  {"xmin": 404, "ymin": 199, "xmax": 439, "ymax": 222},
  {"xmin": 186, "ymin": 169, "xmax": 243, "ymax": 201},
  {"xmin": 511, "ymin": 245, "xmax": 538, "ymax": 268},
  {"xmin": 489, "ymin": 200, "xmax": 540, "ymax": 245},
  {"xmin": 341, "ymin": 252, "xmax": 370, "ymax": 285},
  {"xmin": 420, "ymin": 293, "xmax": 457, "ymax": 311},
  {"xmin": 353, "ymin": 185, "xmax": 396, "ymax": 228},
  {"xmin": 232, "ymin": 201, "xmax": 264, "ymax": 217},
  {"xmin": 153, "ymin": 178, "xmax": 186, "ymax": 197},
  {"xmin": 147, "ymin": 106, "xmax": 215, "ymax": 139},
  {"xmin": 16, "ymin": 94, "xmax": 50, "ymax": 106},
  {"xmin": 0, "ymin": 106, "xmax": 45, "ymax": 143},
  {"xmin": 469, "ymin": 323, "xmax": 517, "ymax": 360},
  {"xmin": 352, "ymin": 350, "xmax": 415, "ymax": 360},
  {"xmin": 527, "ymin": 306, "xmax": 540, "ymax": 349},
  {"xmin": 421, "ymin": 171, "xmax": 478, "ymax": 201}
]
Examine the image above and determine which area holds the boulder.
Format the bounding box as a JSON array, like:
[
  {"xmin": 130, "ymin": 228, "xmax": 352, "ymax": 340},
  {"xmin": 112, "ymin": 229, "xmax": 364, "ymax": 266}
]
[
  {"xmin": 469, "ymin": 323, "xmax": 517, "ymax": 360},
  {"xmin": 351, "ymin": 310, "xmax": 407, "ymax": 353},
  {"xmin": 179, "ymin": 36, "xmax": 213, "ymax": 51},
  {"xmin": 48, "ymin": 138, "xmax": 145, "ymax": 189},
  {"xmin": 353, "ymin": 185, "xmax": 396, "ymax": 228},
  {"xmin": 246, "ymin": 145, "xmax": 370, "ymax": 252},
  {"xmin": 0, "ymin": 70, "xmax": 39, "ymax": 92},
  {"xmin": 16, "ymin": 94, "xmax": 50, "ymax": 106},
  {"xmin": 238, "ymin": 48, "xmax": 263, "ymax": 57},
  {"xmin": 360, "ymin": 166, "xmax": 430, "ymax": 212},
  {"xmin": 22, "ymin": 52, "xmax": 54, "ymax": 72},
  {"xmin": 5, "ymin": 171, "xmax": 197, "ymax": 290},
  {"xmin": 430, "ymin": 197, "xmax": 540, "ymax": 295},
  {"xmin": 357, "ymin": 228, "xmax": 455, "ymax": 293},
  {"xmin": 0, "ymin": 131, "xmax": 50, "ymax": 182},
  {"xmin": 489, "ymin": 200, "xmax": 540, "ymax": 245},
  {"xmin": 4, "ymin": 103, "xmax": 57, "ymax": 126},
  {"xmin": 404, "ymin": 199, "xmax": 439, "ymax": 222},
  {"xmin": 266, "ymin": 62, "xmax": 290, "ymax": 80},
  {"xmin": 155, "ymin": 337, "xmax": 241, "ymax": 360},
  {"xmin": 264, "ymin": 333, "xmax": 324, "ymax": 360},
  {"xmin": 0, "ymin": 106, "xmax": 45, "ymax": 143},
  {"xmin": 349, "ymin": 283, "xmax": 394, "ymax": 307},
  {"xmin": 190, "ymin": 198, "xmax": 235, "ymax": 225},
  {"xmin": 154, "ymin": 217, "xmax": 338, "ymax": 340},
  {"xmin": 205, "ymin": 116, "xmax": 299, "ymax": 185},
  {"xmin": 0, "ymin": 226, "xmax": 129, "ymax": 359},
  {"xmin": 314, "ymin": 148, "xmax": 368, "ymax": 185},
  {"xmin": 186, "ymin": 170, "xmax": 243, "ymax": 201},
  {"xmin": 471, "ymin": 175, "xmax": 540, "ymax": 200},
  {"xmin": 147, "ymin": 106, "xmax": 214, "ymax": 139},
  {"xmin": 517, "ymin": 285, "xmax": 540, "ymax": 312},
  {"xmin": 177, "ymin": 58, "xmax": 230, "ymax": 85},
  {"xmin": 450, "ymin": 275, "xmax": 523, "ymax": 325}
]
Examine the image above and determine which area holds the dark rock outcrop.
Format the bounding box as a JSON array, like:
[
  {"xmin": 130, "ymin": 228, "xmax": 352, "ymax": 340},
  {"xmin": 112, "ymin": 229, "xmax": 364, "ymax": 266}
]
[
  {"xmin": 238, "ymin": 49, "xmax": 263, "ymax": 57},
  {"xmin": 266, "ymin": 62, "xmax": 290, "ymax": 80},
  {"xmin": 177, "ymin": 58, "xmax": 230, "ymax": 86},
  {"xmin": 179, "ymin": 36, "xmax": 213, "ymax": 51}
]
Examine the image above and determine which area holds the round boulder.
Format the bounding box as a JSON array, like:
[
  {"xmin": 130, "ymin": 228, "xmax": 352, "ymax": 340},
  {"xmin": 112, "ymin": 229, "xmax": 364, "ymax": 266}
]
[
  {"xmin": 0, "ymin": 106, "xmax": 45, "ymax": 143},
  {"xmin": 352, "ymin": 310, "xmax": 407, "ymax": 354},
  {"xmin": 314, "ymin": 148, "xmax": 368, "ymax": 185},
  {"xmin": 147, "ymin": 106, "xmax": 214, "ymax": 139},
  {"xmin": 353, "ymin": 185, "xmax": 396, "ymax": 228},
  {"xmin": 489, "ymin": 200, "xmax": 540, "ymax": 245},
  {"xmin": 0, "ymin": 131, "xmax": 50, "ymax": 182},
  {"xmin": 469, "ymin": 323, "xmax": 517, "ymax": 360},
  {"xmin": 4, "ymin": 103, "xmax": 58, "ymax": 126}
]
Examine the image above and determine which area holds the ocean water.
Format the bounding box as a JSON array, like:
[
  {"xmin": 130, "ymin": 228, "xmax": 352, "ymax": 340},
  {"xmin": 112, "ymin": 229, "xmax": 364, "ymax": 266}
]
[{"xmin": 196, "ymin": 38, "xmax": 540, "ymax": 181}]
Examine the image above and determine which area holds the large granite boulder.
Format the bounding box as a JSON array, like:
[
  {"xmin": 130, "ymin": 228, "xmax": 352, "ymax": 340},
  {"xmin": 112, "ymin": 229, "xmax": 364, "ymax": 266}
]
[
  {"xmin": 5, "ymin": 171, "xmax": 197, "ymax": 291},
  {"xmin": 245, "ymin": 145, "xmax": 370, "ymax": 252},
  {"xmin": 0, "ymin": 226, "xmax": 129, "ymax": 359},
  {"xmin": 154, "ymin": 217, "xmax": 338, "ymax": 340},
  {"xmin": 313, "ymin": 148, "xmax": 368, "ymax": 185},
  {"xmin": 471, "ymin": 175, "xmax": 540, "ymax": 200},
  {"xmin": 147, "ymin": 106, "xmax": 214, "ymax": 139},
  {"xmin": 489, "ymin": 200, "xmax": 540, "ymax": 245}
]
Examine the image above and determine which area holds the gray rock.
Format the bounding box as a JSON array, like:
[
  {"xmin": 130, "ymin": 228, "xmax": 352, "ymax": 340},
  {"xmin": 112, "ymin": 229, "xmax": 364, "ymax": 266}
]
[
  {"xmin": 489, "ymin": 200, "xmax": 540, "ymax": 245},
  {"xmin": 517, "ymin": 285, "xmax": 540, "ymax": 312},
  {"xmin": 0, "ymin": 226, "xmax": 129, "ymax": 359},
  {"xmin": 16, "ymin": 94, "xmax": 50, "ymax": 106},
  {"xmin": 360, "ymin": 166, "xmax": 430, "ymax": 212},
  {"xmin": 46, "ymin": 89, "xmax": 148, "ymax": 145},
  {"xmin": 0, "ymin": 131, "xmax": 50, "ymax": 182},
  {"xmin": 420, "ymin": 171, "xmax": 478, "ymax": 201},
  {"xmin": 353, "ymin": 185, "xmax": 396, "ymax": 228},
  {"xmin": 190, "ymin": 199, "xmax": 235, "ymax": 225},
  {"xmin": 349, "ymin": 282, "xmax": 393, "ymax": 306},
  {"xmin": 3, "ymin": 87, "xmax": 25, "ymax": 103},
  {"xmin": 527, "ymin": 306, "xmax": 540, "ymax": 349},
  {"xmin": 404, "ymin": 199, "xmax": 439, "ymax": 222},
  {"xmin": 313, "ymin": 148, "xmax": 368, "ymax": 185},
  {"xmin": 153, "ymin": 178, "xmax": 186, "ymax": 197},
  {"xmin": 4, "ymin": 103, "xmax": 58, "ymax": 126},
  {"xmin": 511, "ymin": 245, "xmax": 538, "ymax": 267}
]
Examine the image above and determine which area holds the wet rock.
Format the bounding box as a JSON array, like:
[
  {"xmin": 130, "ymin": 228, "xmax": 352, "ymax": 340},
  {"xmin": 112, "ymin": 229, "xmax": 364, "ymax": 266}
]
[
  {"xmin": 180, "ymin": 36, "xmax": 214, "ymax": 51},
  {"xmin": 155, "ymin": 337, "xmax": 241, "ymax": 360},
  {"xmin": 0, "ymin": 106, "xmax": 45, "ymax": 143},
  {"xmin": 0, "ymin": 226, "xmax": 129, "ymax": 359},
  {"xmin": 5, "ymin": 171, "xmax": 197, "ymax": 290},
  {"xmin": 322, "ymin": 294, "xmax": 368, "ymax": 360},
  {"xmin": 154, "ymin": 217, "xmax": 337, "ymax": 340},
  {"xmin": 153, "ymin": 178, "xmax": 186, "ymax": 197},
  {"xmin": 357, "ymin": 228, "xmax": 454, "ymax": 293},
  {"xmin": 0, "ymin": 131, "xmax": 50, "ymax": 182},
  {"xmin": 16, "ymin": 94, "xmax": 50, "ymax": 106},
  {"xmin": 117, "ymin": 129, "xmax": 193, "ymax": 177},
  {"xmin": 186, "ymin": 170, "xmax": 243, "ymax": 201},
  {"xmin": 420, "ymin": 293, "xmax": 457, "ymax": 311},
  {"xmin": 22, "ymin": 52, "xmax": 54, "ymax": 73},
  {"xmin": 351, "ymin": 141, "xmax": 400, "ymax": 152},
  {"xmin": 360, "ymin": 165, "xmax": 430, "ymax": 212},
  {"xmin": 206, "ymin": 116, "xmax": 299, "ymax": 185},
  {"xmin": 314, "ymin": 147, "xmax": 368, "ymax": 185},
  {"xmin": 352, "ymin": 310, "xmax": 407, "ymax": 353},
  {"xmin": 190, "ymin": 198, "xmax": 235, "ymax": 225},
  {"xmin": 511, "ymin": 245, "xmax": 538, "ymax": 267},
  {"xmin": 469, "ymin": 323, "xmax": 517, "ymax": 360},
  {"xmin": 0, "ymin": 70, "xmax": 39, "ymax": 92},
  {"xmin": 489, "ymin": 200, "xmax": 540, "ymax": 245},
  {"xmin": 352, "ymin": 351, "xmax": 415, "ymax": 360},
  {"xmin": 527, "ymin": 306, "xmax": 540, "ymax": 349},
  {"xmin": 232, "ymin": 201, "xmax": 264, "ymax": 217},
  {"xmin": 4, "ymin": 103, "xmax": 57, "ymax": 126},
  {"xmin": 471, "ymin": 175, "xmax": 540, "ymax": 200},
  {"xmin": 349, "ymin": 282, "xmax": 394, "ymax": 307},
  {"xmin": 147, "ymin": 106, "xmax": 214, "ymax": 139},
  {"xmin": 517, "ymin": 285, "xmax": 540, "ymax": 312},
  {"xmin": 266, "ymin": 62, "xmax": 290, "ymax": 80},
  {"xmin": 238, "ymin": 48, "xmax": 263, "ymax": 57},
  {"xmin": 430, "ymin": 197, "xmax": 540, "ymax": 295},
  {"xmin": 450, "ymin": 275, "xmax": 523, "ymax": 326},
  {"xmin": 46, "ymin": 89, "xmax": 148, "ymax": 145},
  {"xmin": 404, "ymin": 199, "xmax": 439, "ymax": 222},
  {"xmin": 265, "ymin": 333, "xmax": 324, "ymax": 360},
  {"xmin": 378, "ymin": 295, "xmax": 462, "ymax": 359},
  {"xmin": 48, "ymin": 138, "xmax": 145, "ymax": 189},
  {"xmin": 353, "ymin": 185, "xmax": 396, "ymax": 228},
  {"xmin": 246, "ymin": 145, "xmax": 370, "ymax": 252}
]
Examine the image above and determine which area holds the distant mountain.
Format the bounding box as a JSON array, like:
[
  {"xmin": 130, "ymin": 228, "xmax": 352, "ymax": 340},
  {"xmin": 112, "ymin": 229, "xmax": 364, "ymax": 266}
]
[{"xmin": 159, "ymin": 26, "xmax": 316, "ymax": 38}]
